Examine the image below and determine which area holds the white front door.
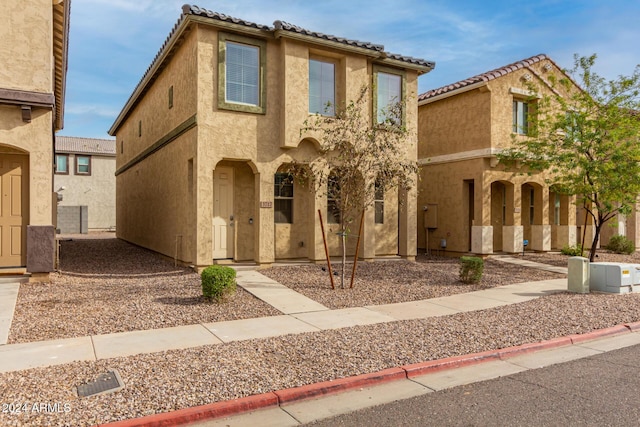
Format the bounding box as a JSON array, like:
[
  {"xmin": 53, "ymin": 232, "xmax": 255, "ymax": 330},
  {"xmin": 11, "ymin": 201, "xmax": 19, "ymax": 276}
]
[{"xmin": 212, "ymin": 167, "xmax": 234, "ymax": 259}]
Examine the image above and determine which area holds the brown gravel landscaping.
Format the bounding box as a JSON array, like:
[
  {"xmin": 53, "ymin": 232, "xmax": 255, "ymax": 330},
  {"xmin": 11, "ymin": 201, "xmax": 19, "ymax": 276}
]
[
  {"xmin": 8, "ymin": 238, "xmax": 280, "ymax": 343},
  {"xmin": 6, "ymin": 237, "xmax": 640, "ymax": 426},
  {"xmin": 261, "ymin": 255, "xmax": 565, "ymax": 309}
]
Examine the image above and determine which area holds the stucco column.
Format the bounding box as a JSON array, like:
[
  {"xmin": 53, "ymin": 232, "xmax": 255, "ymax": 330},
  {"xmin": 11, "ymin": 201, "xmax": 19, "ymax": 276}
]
[
  {"xmin": 531, "ymin": 186, "xmax": 551, "ymax": 251},
  {"xmin": 472, "ymin": 178, "xmax": 493, "ymax": 254},
  {"xmin": 308, "ymin": 190, "xmax": 327, "ymax": 263},
  {"xmin": 503, "ymin": 183, "xmax": 523, "ymax": 253},
  {"xmin": 254, "ymin": 170, "xmax": 275, "ymax": 266},
  {"xmin": 359, "ymin": 178, "xmax": 376, "ymax": 260},
  {"xmin": 398, "ymin": 184, "xmax": 417, "ymax": 261}
]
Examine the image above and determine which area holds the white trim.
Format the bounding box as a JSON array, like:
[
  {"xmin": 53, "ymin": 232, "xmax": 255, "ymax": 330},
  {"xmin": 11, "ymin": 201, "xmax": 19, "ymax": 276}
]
[{"xmin": 418, "ymin": 147, "xmax": 503, "ymax": 166}]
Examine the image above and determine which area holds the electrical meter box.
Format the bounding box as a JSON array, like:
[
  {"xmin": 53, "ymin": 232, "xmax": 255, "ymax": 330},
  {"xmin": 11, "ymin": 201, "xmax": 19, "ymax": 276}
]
[{"xmin": 589, "ymin": 262, "xmax": 640, "ymax": 294}]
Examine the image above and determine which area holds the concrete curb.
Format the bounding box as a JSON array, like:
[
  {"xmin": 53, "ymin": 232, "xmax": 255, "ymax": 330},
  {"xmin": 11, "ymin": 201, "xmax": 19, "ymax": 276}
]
[{"xmin": 96, "ymin": 323, "xmax": 637, "ymax": 427}]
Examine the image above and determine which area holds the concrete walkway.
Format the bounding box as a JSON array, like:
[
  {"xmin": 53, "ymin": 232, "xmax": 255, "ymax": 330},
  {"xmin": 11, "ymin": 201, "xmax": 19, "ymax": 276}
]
[{"xmin": 0, "ymin": 257, "xmax": 567, "ymax": 373}]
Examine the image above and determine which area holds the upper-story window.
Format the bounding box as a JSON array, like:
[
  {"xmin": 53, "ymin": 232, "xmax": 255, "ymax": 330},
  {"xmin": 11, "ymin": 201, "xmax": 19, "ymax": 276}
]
[
  {"xmin": 76, "ymin": 155, "xmax": 91, "ymax": 175},
  {"xmin": 218, "ymin": 33, "xmax": 266, "ymax": 114},
  {"xmin": 55, "ymin": 154, "xmax": 69, "ymax": 174},
  {"xmin": 374, "ymin": 66, "xmax": 404, "ymax": 125},
  {"xmin": 309, "ymin": 59, "xmax": 335, "ymax": 116},
  {"xmin": 513, "ymin": 100, "xmax": 529, "ymax": 135}
]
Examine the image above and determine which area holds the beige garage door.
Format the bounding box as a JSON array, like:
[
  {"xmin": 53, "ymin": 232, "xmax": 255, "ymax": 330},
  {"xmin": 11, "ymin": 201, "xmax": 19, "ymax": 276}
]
[{"xmin": 0, "ymin": 155, "xmax": 27, "ymax": 267}]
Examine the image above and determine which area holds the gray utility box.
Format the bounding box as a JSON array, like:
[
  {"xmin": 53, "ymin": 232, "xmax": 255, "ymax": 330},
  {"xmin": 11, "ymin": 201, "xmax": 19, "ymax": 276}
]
[{"xmin": 589, "ymin": 262, "xmax": 640, "ymax": 294}]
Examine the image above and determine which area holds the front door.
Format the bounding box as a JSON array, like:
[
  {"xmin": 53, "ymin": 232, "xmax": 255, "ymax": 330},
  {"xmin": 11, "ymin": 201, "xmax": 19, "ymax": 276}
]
[
  {"xmin": 212, "ymin": 167, "xmax": 234, "ymax": 259},
  {"xmin": 0, "ymin": 155, "xmax": 27, "ymax": 267}
]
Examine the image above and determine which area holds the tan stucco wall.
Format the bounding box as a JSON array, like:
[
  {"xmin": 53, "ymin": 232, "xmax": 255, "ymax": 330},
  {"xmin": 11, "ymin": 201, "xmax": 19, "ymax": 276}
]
[
  {"xmin": 114, "ymin": 21, "xmax": 420, "ymax": 267},
  {"xmin": 0, "ymin": 0, "xmax": 54, "ymax": 93},
  {"xmin": 55, "ymin": 154, "xmax": 116, "ymax": 229}
]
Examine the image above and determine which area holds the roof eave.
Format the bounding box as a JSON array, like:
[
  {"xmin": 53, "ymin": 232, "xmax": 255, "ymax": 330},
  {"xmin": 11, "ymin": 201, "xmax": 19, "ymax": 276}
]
[
  {"xmin": 273, "ymin": 29, "xmax": 381, "ymax": 58},
  {"xmin": 377, "ymin": 57, "xmax": 434, "ymax": 75},
  {"xmin": 419, "ymin": 81, "xmax": 488, "ymax": 106},
  {"xmin": 52, "ymin": 0, "xmax": 71, "ymax": 131}
]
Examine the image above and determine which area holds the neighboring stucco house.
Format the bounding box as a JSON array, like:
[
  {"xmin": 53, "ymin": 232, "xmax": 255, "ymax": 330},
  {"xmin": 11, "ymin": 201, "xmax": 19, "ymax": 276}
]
[
  {"xmin": 54, "ymin": 136, "xmax": 116, "ymax": 233},
  {"xmin": 417, "ymin": 54, "xmax": 586, "ymax": 256},
  {"xmin": 0, "ymin": 0, "xmax": 70, "ymax": 277},
  {"xmin": 108, "ymin": 5, "xmax": 434, "ymax": 269}
]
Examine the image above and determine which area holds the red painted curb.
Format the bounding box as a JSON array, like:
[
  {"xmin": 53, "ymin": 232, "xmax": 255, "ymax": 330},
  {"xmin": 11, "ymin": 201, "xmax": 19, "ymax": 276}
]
[
  {"xmin": 402, "ymin": 350, "xmax": 500, "ymax": 378},
  {"xmin": 497, "ymin": 336, "xmax": 573, "ymax": 359},
  {"xmin": 274, "ymin": 367, "xmax": 406, "ymax": 405},
  {"xmin": 625, "ymin": 321, "xmax": 640, "ymax": 332},
  {"xmin": 568, "ymin": 324, "xmax": 630, "ymax": 344},
  {"xmin": 94, "ymin": 392, "xmax": 278, "ymax": 427},
  {"xmin": 96, "ymin": 323, "xmax": 640, "ymax": 427}
]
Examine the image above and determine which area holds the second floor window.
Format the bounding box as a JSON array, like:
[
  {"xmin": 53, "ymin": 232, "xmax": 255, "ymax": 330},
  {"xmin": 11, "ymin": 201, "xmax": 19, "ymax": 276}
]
[
  {"xmin": 226, "ymin": 41, "xmax": 260, "ymax": 106},
  {"xmin": 513, "ymin": 100, "xmax": 529, "ymax": 135},
  {"xmin": 219, "ymin": 33, "xmax": 266, "ymax": 114},
  {"xmin": 309, "ymin": 59, "xmax": 335, "ymax": 116},
  {"xmin": 76, "ymin": 155, "xmax": 91, "ymax": 175},
  {"xmin": 376, "ymin": 71, "xmax": 402, "ymax": 124},
  {"xmin": 55, "ymin": 154, "xmax": 68, "ymax": 174}
]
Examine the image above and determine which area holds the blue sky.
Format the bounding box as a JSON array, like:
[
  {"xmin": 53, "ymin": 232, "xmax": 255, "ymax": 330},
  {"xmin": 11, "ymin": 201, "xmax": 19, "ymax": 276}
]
[{"xmin": 60, "ymin": 0, "xmax": 640, "ymax": 139}]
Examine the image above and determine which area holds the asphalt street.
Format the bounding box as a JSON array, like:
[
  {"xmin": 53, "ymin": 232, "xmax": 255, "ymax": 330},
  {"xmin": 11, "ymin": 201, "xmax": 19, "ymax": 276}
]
[{"xmin": 304, "ymin": 343, "xmax": 640, "ymax": 426}]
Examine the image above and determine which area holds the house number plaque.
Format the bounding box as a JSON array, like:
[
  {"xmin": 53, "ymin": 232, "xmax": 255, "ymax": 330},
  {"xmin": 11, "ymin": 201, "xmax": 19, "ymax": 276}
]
[{"xmin": 260, "ymin": 201, "xmax": 273, "ymax": 208}]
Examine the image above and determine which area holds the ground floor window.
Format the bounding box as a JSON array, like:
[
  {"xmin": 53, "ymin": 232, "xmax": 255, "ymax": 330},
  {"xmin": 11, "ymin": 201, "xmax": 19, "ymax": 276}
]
[{"xmin": 274, "ymin": 173, "xmax": 293, "ymax": 223}]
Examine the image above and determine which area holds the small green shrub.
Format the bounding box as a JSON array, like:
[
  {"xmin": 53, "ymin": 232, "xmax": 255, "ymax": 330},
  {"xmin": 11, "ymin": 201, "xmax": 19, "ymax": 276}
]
[
  {"xmin": 561, "ymin": 244, "xmax": 583, "ymax": 256},
  {"xmin": 201, "ymin": 265, "xmax": 236, "ymax": 302},
  {"xmin": 606, "ymin": 235, "xmax": 635, "ymax": 255},
  {"xmin": 459, "ymin": 256, "xmax": 484, "ymax": 284}
]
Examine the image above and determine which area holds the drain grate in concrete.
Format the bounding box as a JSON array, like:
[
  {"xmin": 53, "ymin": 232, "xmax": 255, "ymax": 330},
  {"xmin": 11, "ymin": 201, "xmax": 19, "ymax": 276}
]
[{"xmin": 76, "ymin": 369, "xmax": 124, "ymax": 398}]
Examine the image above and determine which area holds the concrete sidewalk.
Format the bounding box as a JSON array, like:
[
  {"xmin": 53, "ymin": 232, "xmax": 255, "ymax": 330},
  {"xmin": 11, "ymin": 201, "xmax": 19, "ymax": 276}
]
[
  {"xmin": 0, "ymin": 262, "xmax": 566, "ymax": 373},
  {"xmin": 112, "ymin": 323, "xmax": 640, "ymax": 427}
]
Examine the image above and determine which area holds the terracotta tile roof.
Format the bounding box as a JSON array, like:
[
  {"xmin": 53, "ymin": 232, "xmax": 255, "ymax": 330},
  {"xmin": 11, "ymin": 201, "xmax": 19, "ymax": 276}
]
[
  {"xmin": 273, "ymin": 20, "xmax": 385, "ymax": 52},
  {"xmin": 110, "ymin": 4, "xmax": 434, "ymax": 135},
  {"xmin": 55, "ymin": 136, "xmax": 116, "ymax": 156},
  {"xmin": 184, "ymin": 5, "xmax": 272, "ymax": 31},
  {"xmin": 419, "ymin": 54, "xmax": 549, "ymax": 102}
]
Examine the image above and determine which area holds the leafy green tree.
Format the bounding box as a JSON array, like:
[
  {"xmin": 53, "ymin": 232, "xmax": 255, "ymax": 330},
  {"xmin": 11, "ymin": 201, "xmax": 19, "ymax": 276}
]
[
  {"xmin": 290, "ymin": 86, "xmax": 417, "ymax": 288},
  {"xmin": 500, "ymin": 54, "xmax": 640, "ymax": 261}
]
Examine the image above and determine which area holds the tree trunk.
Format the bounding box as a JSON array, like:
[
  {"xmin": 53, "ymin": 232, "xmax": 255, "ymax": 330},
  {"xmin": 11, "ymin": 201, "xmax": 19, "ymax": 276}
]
[
  {"xmin": 340, "ymin": 226, "xmax": 346, "ymax": 289},
  {"xmin": 589, "ymin": 223, "xmax": 602, "ymax": 262}
]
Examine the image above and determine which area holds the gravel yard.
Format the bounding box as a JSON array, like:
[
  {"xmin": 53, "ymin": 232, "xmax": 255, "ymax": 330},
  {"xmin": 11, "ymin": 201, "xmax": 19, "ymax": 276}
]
[
  {"xmin": 5, "ymin": 237, "xmax": 640, "ymax": 426},
  {"xmin": 261, "ymin": 255, "xmax": 565, "ymax": 309},
  {"xmin": 8, "ymin": 238, "xmax": 280, "ymax": 343}
]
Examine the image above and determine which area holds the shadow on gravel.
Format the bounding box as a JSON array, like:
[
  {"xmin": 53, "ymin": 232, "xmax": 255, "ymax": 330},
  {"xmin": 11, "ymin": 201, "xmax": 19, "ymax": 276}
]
[
  {"xmin": 154, "ymin": 296, "xmax": 211, "ymax": 306},
  {"xmin": 58, "ymin": 238, "xmax": 190, "ymax": 276}
]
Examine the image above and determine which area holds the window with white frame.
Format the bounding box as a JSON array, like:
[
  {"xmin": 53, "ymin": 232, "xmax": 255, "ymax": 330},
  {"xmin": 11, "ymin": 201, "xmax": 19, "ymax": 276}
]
[
  {"xmin": 513, "ymin": 100, "xmax": 529, "ymax": 135},
  {"xmin": 309, "ymin": 59, "xmax": 335, "ymax": 116},
  {"xmin": 376, "ymin": 70, "xmax": 402, "ymax": 124},
  {"xmin": 218, "ymin": 33, "xmax": 266, "ymax": 114},
  {"xmin": 55, "ymin": 154, "xmax": 68, "ymax": 174},
  {"xmin": 76, "ymin": 155, "xmax": 91, "ymax": 175},
  {"xmin": 274, "ymin": 173, "xmax": 293, "ymax": 224}
]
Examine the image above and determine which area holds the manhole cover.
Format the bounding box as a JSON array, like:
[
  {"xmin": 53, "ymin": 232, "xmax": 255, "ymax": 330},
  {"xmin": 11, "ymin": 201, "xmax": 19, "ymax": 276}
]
[{"xmin": 76, "ymin": 369, "xmax": 124, "ymax": 398}]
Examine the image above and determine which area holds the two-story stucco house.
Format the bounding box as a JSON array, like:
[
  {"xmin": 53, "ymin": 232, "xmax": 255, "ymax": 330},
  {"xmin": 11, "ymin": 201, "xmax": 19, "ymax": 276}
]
[
  {"xmin": 0, "ymin": 0, "xmax": 70, "ymax": 278},
  {"xmin": 417, "ymin": 54, "xmax": 586, "ymax": 256},
  {"xmin": 54, "ymin": 136, "xmax": 116, "ymax": 233},
  {"xmin": 108, "ymin": 5, "xmax": 434, "ymax": 269}
]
